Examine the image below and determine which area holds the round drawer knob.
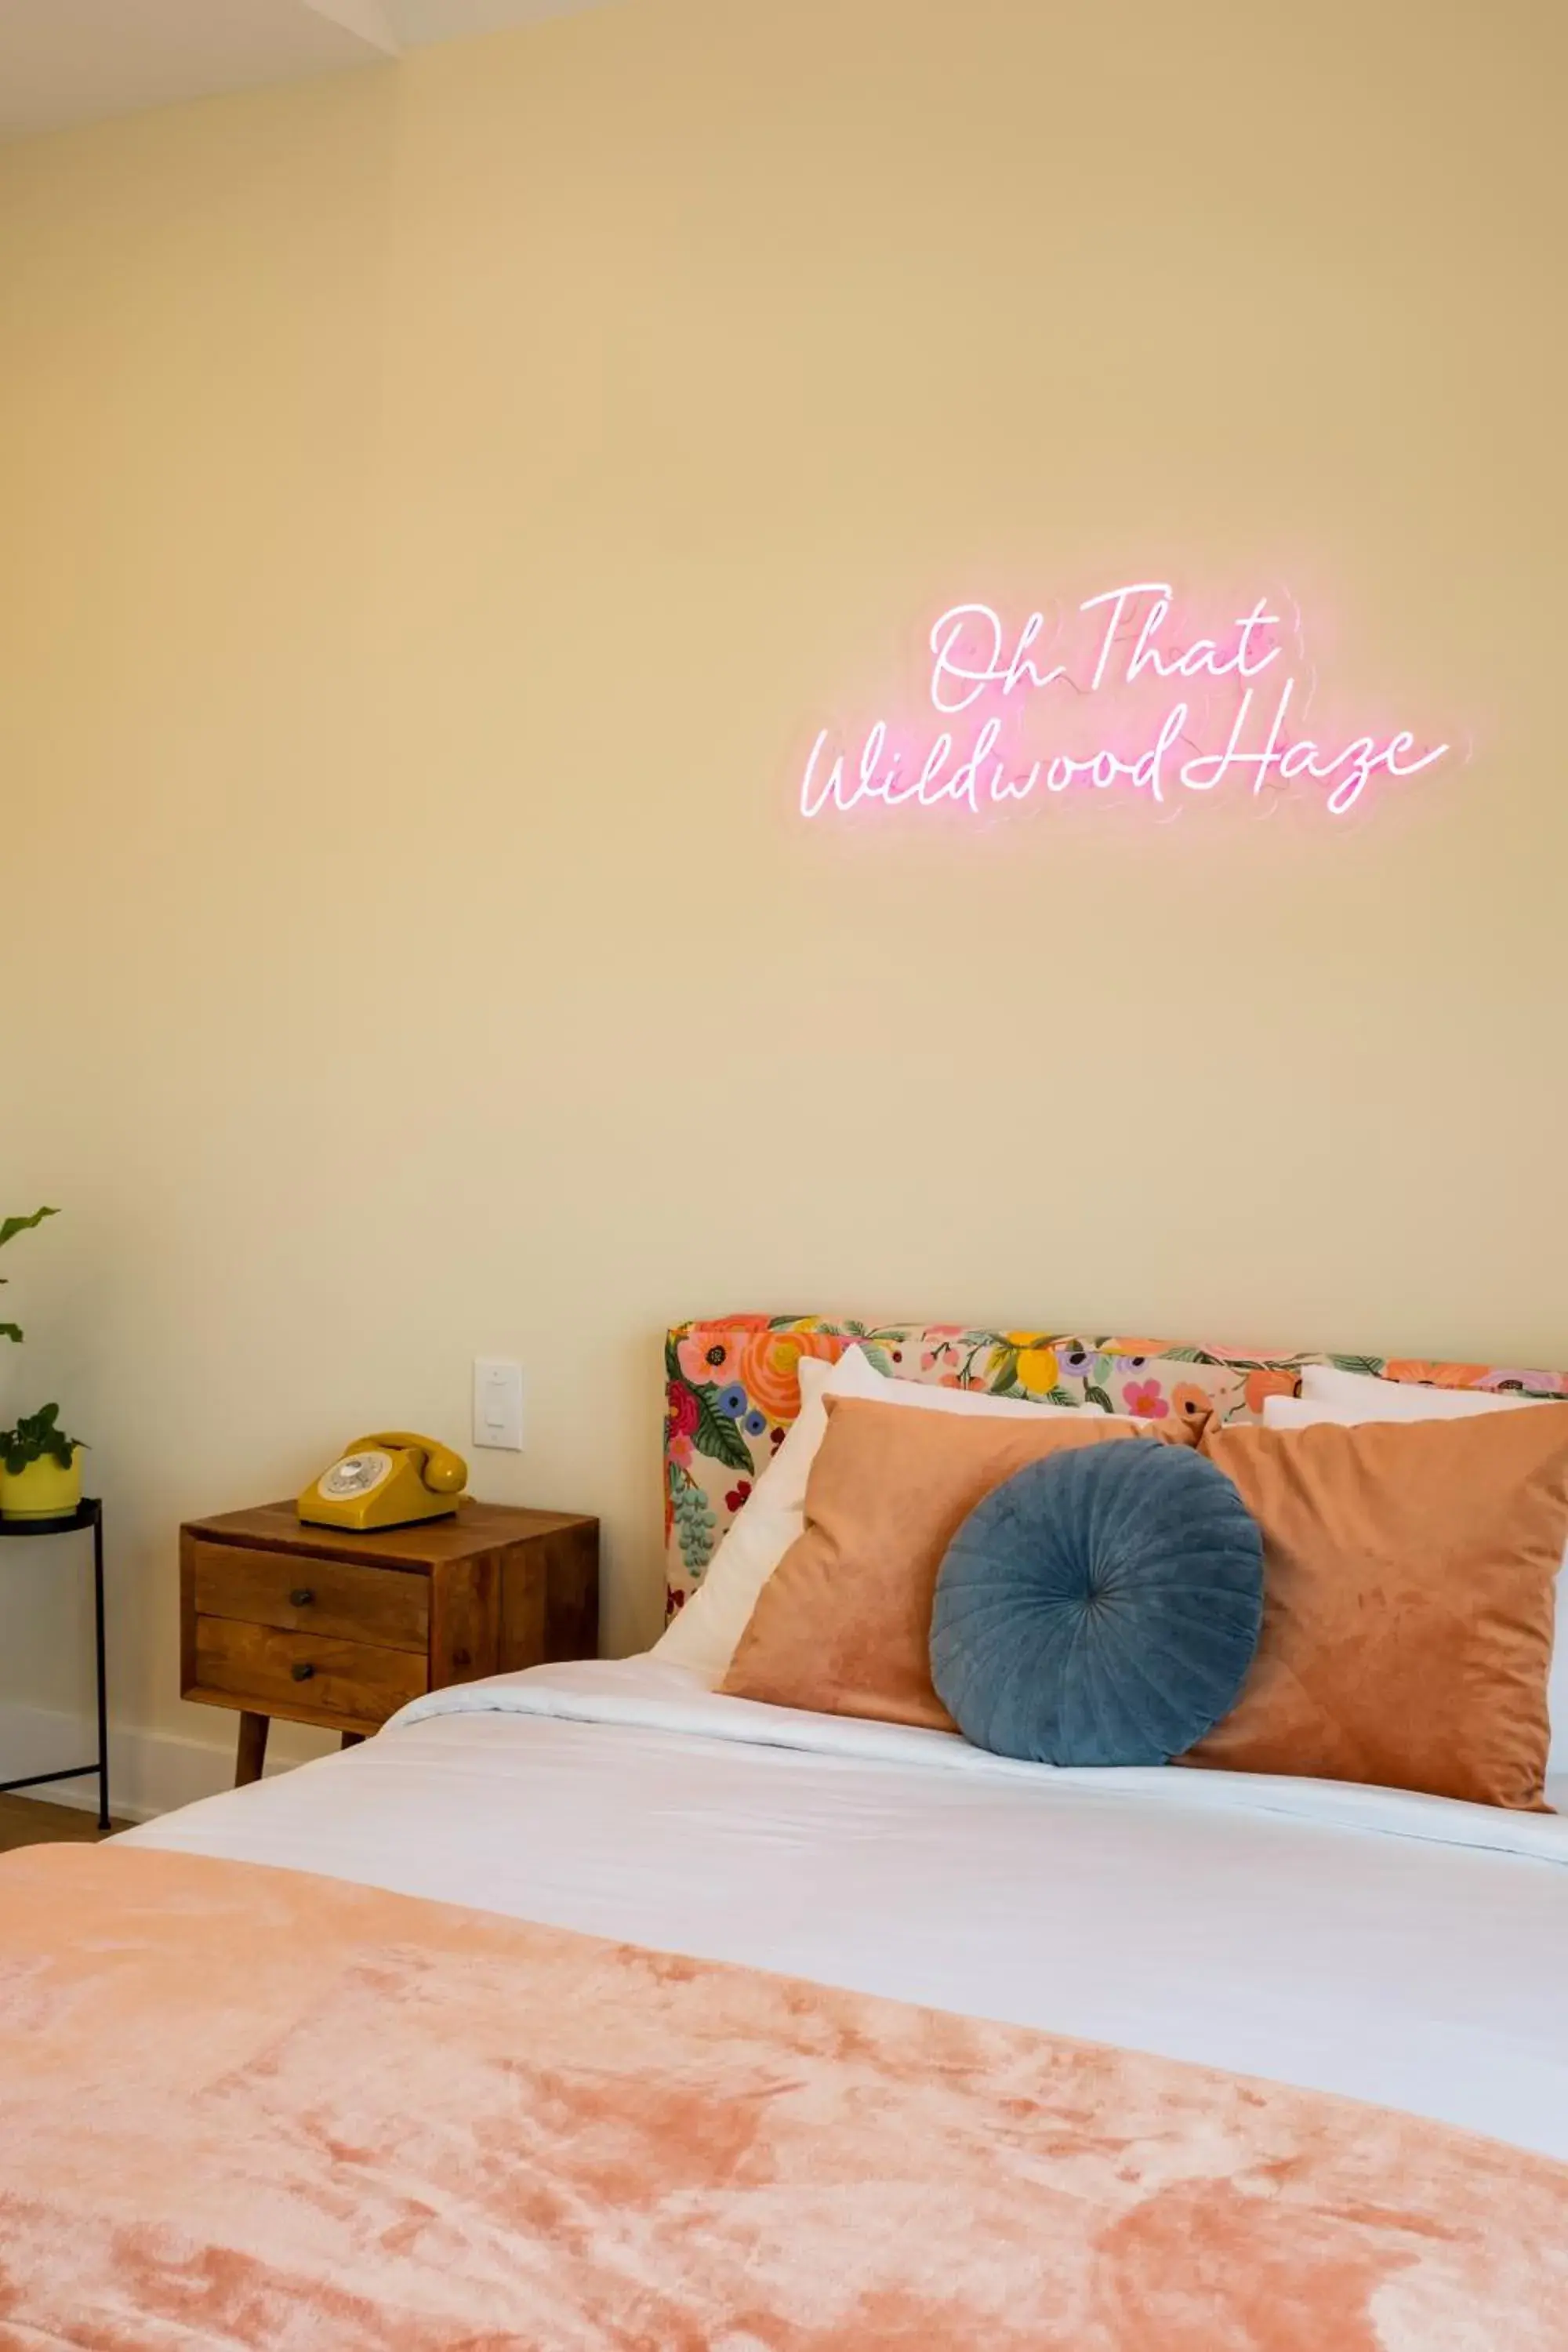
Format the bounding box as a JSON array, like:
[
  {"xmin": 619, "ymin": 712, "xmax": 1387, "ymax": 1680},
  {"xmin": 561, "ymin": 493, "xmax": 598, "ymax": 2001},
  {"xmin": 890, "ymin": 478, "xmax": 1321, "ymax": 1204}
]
[
  {"xmin": 289, "ymin": 1588, "xmax": 314, "ymax": 1609},
  {"xmin": 291, "ymin": 1662, "xmax": 316, "ymax": 1683}
]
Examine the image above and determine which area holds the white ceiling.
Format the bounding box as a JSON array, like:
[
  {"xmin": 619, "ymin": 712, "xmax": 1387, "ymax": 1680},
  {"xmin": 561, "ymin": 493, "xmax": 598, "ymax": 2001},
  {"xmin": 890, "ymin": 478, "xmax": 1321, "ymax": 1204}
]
[{"xmin": 0, "ymin": 0, "xmax": 619, "ymax": 143}]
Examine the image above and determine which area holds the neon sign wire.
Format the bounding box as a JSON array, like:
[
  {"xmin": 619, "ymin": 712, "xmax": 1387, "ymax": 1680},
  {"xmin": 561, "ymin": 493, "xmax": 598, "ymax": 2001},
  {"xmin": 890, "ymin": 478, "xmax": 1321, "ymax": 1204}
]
[{"xmin": 800, "ymin": 583, "xmax": 1450, "ymax": 821}]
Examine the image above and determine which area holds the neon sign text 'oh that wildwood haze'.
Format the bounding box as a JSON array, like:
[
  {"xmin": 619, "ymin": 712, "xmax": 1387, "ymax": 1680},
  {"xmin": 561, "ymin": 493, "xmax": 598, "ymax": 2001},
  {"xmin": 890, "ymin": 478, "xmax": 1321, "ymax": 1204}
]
[{"xmin": 799, "ymin": 583, "xmax": 1450, "ymax": 822}]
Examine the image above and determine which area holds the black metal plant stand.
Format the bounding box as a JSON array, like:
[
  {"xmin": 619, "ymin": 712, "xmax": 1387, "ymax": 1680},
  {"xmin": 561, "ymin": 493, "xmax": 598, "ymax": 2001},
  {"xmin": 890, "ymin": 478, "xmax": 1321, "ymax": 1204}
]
[{"xmin": 0, "ymin": 1498, "xmax": 109, "ymax": 1831}]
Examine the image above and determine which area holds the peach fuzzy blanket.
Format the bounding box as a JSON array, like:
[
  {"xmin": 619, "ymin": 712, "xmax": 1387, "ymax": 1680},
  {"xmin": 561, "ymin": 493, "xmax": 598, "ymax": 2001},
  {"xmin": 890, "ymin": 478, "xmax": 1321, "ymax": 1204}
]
[{"xmin": 0, "ymin": 1844, "xmax": 1564, "ymax": 2350}]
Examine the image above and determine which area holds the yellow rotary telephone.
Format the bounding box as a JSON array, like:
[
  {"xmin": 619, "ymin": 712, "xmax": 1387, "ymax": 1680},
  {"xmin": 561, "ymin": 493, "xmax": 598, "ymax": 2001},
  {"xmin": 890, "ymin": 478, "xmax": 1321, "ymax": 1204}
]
[{"xmin": 297, "ymin": 1432, "xmax": 469, "ymax": 1532}]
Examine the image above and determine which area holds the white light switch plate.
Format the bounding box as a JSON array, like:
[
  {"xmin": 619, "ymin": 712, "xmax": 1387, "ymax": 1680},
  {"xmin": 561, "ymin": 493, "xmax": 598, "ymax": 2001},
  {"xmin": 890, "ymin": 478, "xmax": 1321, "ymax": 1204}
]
[{"xmin": 473, "ymin": 1358, "xmax": 524, "ymax": 1452}]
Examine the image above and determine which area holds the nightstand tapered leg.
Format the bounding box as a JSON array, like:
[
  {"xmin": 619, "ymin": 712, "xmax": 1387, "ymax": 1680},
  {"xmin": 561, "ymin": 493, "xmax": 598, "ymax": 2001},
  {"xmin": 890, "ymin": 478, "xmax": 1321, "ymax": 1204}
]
[{"xmin": 235, "ymin": 1712, "xmax": 269, "ymax": 1787}]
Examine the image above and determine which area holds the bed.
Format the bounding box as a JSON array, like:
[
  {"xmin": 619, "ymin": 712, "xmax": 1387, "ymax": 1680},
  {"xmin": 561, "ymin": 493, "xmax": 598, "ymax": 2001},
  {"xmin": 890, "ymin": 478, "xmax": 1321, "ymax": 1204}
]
[{"xmin": 2, "ymin": 1318, "xmax": 1566, "ymax": 2347}]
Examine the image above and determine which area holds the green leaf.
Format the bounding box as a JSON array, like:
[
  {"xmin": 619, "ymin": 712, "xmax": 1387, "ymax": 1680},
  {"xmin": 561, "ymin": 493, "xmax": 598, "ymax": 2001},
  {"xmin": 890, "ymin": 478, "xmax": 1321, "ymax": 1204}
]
[
  {"xmin": 989, "ymin": 1346, "xmax": 1020, "ymax": 1394},
  {"xmin": 858, "ymin": 1344, "xmax": 897, "ymax": 1378},
  {"xmin": 691, "ymin": 1386, "xmax": 753, "ymax": 1474},
  {"xmin": 1084, "ymin": 1381, "xmax": 1116, "ymax": 1414},
  {"xmin": 1329, "ymin": 1354, "xmax": 1385, "ymax": 1378},
  {"xmin": 0, "ymin": 1207, "xmax": 58, "ymax": 1254},
  {"xmin": 664, "ymin": 1330, "xmax": 684, "ymax": 1383},
  {"xmin": 0, "ymin": 1323, "xmax": 20, "ymax": 1345},
  {"xmin": 1047, "ymin": 1385, "xmax": 1079, "ymax": 1409}
]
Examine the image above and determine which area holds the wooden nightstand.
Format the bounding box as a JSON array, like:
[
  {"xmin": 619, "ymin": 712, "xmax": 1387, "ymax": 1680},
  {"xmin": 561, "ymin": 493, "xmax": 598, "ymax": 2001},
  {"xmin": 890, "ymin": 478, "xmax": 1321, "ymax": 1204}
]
[{"xmin": 180, "ymin": 1500, "xmax": 598, "ymax": 1784}]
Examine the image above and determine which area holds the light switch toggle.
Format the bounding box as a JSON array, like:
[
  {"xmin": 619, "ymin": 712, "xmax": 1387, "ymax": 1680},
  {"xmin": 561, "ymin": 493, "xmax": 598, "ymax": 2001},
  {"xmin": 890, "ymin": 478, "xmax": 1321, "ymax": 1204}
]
[{"xmin": 473, "ymin": 1359, "xmax": 524, "ymax": 1452}]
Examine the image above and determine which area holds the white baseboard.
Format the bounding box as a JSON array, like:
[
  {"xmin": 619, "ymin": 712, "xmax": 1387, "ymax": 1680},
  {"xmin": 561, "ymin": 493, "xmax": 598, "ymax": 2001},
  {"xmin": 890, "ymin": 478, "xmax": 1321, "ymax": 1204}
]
[{"xmin": 0, "ymin": 1702, "xmax": 330, "ymax": 1824}]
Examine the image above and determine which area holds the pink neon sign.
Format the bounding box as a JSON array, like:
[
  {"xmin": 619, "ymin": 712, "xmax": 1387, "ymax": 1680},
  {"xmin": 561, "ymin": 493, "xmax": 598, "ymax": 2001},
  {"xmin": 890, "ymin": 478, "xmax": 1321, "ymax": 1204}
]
[{"xmin": 800, "ymin": 584, "xmax": 1450, "ymax": 820}]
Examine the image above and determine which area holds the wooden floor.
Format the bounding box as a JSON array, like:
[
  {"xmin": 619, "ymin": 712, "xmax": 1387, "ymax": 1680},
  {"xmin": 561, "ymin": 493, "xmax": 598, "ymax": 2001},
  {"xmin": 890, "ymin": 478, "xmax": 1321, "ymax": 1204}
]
[{"xmin": 0, "ymin": 1792, "xmax": 125, "ymax": 1851}]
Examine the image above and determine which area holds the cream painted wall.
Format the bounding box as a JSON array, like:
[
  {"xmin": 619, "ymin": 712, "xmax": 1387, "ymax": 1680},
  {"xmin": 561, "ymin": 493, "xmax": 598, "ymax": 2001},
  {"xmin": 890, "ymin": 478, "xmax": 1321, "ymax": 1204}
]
[{"xmin": 1, "ymin": 0, "xmax": 1564, "ymax": 1788}]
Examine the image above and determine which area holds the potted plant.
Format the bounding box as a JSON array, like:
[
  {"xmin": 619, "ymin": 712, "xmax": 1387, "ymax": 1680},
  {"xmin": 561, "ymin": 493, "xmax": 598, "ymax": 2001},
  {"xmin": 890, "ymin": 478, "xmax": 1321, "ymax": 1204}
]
[
  {"xmin": 0, "ymin": 1207, "xmax": 86, "ymax": 1519},
  {"xmin": 0, "ymin": 1403, "xmax": 86, "ymax": 1519}
]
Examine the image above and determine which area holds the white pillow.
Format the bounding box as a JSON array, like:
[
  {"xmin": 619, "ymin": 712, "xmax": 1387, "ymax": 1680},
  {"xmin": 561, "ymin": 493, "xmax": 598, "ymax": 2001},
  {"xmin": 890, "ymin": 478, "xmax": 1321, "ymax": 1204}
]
[
  {"xmin": 653, "ymin": 1344, "xmax": 1105, "ymax": 1684},
  {"xmin": 1299, "ymin": 1363, "xmax": 1547, "ymax": 1420},
  {"xmin": 1263, "ymin": 1367, "xmax": 1568, "ymax": 1772}
]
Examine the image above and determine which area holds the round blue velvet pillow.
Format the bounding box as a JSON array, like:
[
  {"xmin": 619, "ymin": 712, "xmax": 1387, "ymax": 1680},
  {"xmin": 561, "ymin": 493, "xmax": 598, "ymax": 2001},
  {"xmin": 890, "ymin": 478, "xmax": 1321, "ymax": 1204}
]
[{"xmin": 930, "ymin": 1443, "xmax": 1264, "ymax": 1767}]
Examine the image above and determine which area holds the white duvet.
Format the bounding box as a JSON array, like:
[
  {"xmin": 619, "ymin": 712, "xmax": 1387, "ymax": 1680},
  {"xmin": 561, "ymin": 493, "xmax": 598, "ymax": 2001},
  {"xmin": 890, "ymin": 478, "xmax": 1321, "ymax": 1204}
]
[{"xmin": 127, "ymin": 1657, "xmax": 1568, "ymax": 2162}]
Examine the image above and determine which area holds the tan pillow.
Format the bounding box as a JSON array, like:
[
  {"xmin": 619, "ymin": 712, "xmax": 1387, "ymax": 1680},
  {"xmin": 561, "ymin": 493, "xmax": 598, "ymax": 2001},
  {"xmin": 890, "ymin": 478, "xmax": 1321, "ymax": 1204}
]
[
  {"xmin": 722, "ymin": 1397, "xmax": 1200, "ymax": 1733},
  {"xmin": 1184, "ymin": 1410, "xmax": 1568, "ymax": 1810}
]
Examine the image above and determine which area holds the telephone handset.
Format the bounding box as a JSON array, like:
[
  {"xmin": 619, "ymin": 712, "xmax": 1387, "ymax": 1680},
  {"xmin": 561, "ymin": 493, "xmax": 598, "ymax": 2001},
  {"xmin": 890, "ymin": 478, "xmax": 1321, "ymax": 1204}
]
[{"xmin": 297, "ymin": 1432, "xmax": 469, "ymax": 1532}]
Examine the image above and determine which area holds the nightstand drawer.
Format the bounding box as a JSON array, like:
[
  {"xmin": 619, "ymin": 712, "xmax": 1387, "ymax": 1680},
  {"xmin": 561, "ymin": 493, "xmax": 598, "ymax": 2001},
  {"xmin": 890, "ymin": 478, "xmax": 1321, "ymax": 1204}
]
[
  {"xmin": 191, "ymin": 1616, "xmax": 429, "ymax": 1729},
  {"xmin": 190, "ymin": 1541, "xmax": 430, "ymax": 1653}
]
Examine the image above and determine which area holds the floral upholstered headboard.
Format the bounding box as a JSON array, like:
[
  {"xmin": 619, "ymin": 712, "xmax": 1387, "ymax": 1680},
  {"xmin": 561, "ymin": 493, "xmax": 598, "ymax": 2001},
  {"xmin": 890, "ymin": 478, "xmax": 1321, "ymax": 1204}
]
[{"xmin": 662, "ymin": 1315, "xmax": 1568, "ymax": 1621}]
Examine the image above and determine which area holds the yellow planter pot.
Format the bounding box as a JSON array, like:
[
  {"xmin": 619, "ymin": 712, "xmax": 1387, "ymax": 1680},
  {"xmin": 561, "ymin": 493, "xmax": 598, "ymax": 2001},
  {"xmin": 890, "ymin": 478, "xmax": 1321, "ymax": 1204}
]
[{"xmin": 0, "ymin": 1449, "xmax": 84, "ymax": 1519}]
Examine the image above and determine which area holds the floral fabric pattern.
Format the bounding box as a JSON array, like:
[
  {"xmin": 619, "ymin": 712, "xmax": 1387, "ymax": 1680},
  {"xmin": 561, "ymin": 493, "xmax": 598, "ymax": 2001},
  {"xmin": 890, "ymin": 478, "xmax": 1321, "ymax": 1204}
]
[{"xmin": 662, "ymin": 1317, "xmax": 1568, "ymax": 1618}]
